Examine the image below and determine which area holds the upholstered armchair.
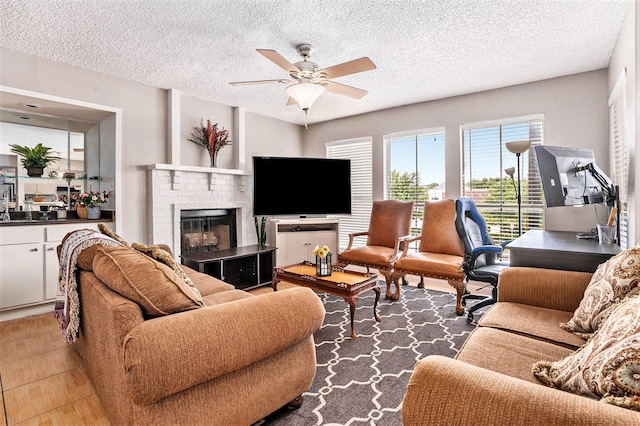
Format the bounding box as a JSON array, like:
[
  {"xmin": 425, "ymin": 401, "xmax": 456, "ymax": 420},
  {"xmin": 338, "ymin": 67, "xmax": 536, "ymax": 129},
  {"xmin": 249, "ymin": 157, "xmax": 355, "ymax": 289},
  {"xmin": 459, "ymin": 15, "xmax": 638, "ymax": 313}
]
[
  {"xmin": 394, "ymin": 199, "xmax": 466, "ymax": 315},
  {"xmin": 337, "ymin": 199, "xmax": 414, "ymax": 300}
]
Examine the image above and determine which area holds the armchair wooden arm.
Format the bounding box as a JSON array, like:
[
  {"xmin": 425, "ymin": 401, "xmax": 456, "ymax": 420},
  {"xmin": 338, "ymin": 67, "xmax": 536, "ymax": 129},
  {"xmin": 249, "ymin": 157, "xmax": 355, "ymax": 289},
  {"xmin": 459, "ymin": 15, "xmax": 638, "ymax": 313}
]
[{"xmin": 344, "ymin": 231, "xmax": 370, "ymax": 251}]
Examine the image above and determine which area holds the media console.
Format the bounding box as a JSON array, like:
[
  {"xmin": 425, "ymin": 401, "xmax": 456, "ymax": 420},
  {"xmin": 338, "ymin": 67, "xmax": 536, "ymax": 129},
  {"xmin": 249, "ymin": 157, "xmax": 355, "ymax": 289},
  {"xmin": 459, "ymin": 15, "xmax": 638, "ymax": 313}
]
[
  {"xmin": 268, "ymin": 218, "xmax": 339, "ymax": 266},
  {"xmin": 180, "ymin": 245, "xmax": 276, "ymax": 290}
]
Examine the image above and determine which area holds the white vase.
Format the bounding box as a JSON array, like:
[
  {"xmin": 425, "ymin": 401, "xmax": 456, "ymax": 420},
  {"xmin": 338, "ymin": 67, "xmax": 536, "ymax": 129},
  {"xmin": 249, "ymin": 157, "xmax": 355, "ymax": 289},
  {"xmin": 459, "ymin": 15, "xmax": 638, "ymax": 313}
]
[{"xmin": 87, "ymin": 206, "xmax": 101, "ymax": 219}]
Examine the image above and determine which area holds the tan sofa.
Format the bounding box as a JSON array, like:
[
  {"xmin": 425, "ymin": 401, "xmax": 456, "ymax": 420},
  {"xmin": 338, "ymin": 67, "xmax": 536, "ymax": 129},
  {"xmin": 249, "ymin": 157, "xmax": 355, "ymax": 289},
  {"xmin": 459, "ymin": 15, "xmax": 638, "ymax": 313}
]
[
  {"xmin": 67, "ymin": 242, "xmax": 325, "ymax": 425},
  {"xmin": 402, "ymin": 267, "xmax": 640, "ymax": 425}
]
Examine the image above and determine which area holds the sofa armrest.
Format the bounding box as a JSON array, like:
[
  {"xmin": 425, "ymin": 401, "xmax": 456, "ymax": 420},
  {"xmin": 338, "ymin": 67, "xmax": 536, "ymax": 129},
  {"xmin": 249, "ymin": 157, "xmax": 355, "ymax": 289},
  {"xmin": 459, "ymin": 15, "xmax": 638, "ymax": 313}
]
[
  {"xmin": 123, "ymin": 287, "xmax": 325, "ymax": 405},
  {"xmin": 497, "ymin": 267, "xmax": 593, "ymax": 312},
  {"xmin": 402, "ymin": 356, "xmax": 639, "ymax": 425}
]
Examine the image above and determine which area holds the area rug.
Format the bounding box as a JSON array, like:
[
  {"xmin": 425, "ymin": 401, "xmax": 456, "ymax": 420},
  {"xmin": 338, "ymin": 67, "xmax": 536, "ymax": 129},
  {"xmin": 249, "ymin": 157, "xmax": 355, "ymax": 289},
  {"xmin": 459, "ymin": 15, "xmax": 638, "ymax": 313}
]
[{"xmin": 261, "ymin": 285, "xmax": 481, "ymax": 425}]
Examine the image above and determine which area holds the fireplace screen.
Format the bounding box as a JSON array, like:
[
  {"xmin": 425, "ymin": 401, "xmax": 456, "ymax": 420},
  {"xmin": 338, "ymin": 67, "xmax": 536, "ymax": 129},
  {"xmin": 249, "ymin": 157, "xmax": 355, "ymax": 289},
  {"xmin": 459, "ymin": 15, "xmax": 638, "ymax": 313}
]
[{"xmin": 180, "ymin": 209, "xmax": 237, "ymax": 255}]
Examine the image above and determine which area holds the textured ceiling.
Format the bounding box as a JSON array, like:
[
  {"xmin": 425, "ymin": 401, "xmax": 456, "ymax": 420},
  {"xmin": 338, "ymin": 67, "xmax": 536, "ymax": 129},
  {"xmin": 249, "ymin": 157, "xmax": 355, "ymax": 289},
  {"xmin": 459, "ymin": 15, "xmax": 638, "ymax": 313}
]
[{"xmin": 0, "ymin": 0, "xmax": 631, "ymax": 126}]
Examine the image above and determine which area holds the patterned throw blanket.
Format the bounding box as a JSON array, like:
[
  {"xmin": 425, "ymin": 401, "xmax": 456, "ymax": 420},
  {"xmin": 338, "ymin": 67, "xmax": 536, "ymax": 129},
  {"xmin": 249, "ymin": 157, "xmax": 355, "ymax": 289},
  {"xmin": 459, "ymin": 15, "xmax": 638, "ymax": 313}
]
[{"xmin": 55, "ymin": 229, "xmax": 123, "ymax": 343}]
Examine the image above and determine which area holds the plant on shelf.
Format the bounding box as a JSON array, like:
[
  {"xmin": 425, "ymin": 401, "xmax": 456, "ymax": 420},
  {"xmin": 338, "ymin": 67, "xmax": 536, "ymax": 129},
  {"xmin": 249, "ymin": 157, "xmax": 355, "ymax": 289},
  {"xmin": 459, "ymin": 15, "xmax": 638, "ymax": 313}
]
[
  {"xmin": 58, "ymin": 191, "xmax": 80, "ymax": 208},
  {"xmin": 254, "ymin": 216, "xmax": 267, "ymax": 246},
  {"xmin": 188, "ymin": 119, "xmax": 232, "ymax": 167},
  {"xmin": 9, "ymin": 143, "xmax": 60, "ymax": 177},
  {"xmin": 77, "ymin": 190, "xmax": 112, "ymax": 208}
]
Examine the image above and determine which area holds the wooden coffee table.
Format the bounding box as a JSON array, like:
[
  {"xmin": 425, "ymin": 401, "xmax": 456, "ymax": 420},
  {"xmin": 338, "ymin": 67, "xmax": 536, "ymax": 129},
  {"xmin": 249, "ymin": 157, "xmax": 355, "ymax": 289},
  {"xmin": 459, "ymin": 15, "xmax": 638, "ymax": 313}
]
[{"xmin": 272, "ymin": 261, "xmax": 380, "ymax": 339}]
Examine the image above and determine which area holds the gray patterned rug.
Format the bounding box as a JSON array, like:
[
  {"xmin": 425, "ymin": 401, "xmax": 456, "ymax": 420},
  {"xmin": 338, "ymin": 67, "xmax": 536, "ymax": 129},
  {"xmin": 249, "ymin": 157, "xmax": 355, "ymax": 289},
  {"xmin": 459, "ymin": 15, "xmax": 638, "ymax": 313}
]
[{"xmin": 261, "ymin": 285, "xmax": 481, "ymax": 425}]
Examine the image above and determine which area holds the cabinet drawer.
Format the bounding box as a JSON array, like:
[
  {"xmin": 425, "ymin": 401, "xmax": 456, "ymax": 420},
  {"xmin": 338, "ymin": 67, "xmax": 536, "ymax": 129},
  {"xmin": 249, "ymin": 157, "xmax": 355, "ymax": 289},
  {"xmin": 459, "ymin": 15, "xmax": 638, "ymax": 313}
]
[{"xmin": 0, "ymin": 226, "xmax": 44, "ymax": 245}]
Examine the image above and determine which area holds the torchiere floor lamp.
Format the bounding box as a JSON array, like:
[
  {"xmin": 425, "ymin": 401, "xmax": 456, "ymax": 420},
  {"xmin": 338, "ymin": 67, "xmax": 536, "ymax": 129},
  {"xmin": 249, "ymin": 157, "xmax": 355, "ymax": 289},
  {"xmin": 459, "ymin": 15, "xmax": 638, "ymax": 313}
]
[{"xmin": 505, "ymin": 140, "xmax": 532, "ymax": 236}]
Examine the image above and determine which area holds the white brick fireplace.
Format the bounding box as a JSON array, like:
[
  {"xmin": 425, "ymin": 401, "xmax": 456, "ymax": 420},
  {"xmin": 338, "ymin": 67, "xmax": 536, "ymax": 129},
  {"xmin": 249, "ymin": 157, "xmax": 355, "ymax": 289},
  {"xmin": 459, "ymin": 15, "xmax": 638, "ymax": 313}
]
[{"xmin": 148, "ymin": 164, "xmax": 253, "ymax": 257}]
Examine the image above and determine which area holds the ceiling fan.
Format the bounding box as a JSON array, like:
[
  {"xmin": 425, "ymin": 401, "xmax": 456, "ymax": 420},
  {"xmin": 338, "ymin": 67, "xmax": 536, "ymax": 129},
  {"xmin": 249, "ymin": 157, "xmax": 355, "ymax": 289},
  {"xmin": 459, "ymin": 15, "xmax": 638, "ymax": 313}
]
[{"xmin": 230, "ymin": 44, "xmax": 376, "ymax": 126}]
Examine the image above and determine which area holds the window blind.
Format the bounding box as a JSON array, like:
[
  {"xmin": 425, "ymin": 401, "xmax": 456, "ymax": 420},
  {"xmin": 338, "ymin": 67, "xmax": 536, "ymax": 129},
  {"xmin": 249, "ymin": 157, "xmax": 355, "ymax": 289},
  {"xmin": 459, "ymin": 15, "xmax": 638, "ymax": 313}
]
[
  {"xmin": 326, "ymin": 137, "xmax": 373, "ymax": 251},
  {"xmin": 609, "ymin": 69, "xmax": 629, "ymax": 248},
  {"xmin": 462, "ymin": 117, "xmax": 544, "ymax": 245}
]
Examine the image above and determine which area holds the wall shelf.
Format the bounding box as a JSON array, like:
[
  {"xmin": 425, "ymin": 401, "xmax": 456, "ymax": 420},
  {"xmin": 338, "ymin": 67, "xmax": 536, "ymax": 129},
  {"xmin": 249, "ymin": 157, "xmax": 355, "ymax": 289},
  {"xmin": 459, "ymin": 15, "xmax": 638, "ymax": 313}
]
[{"xmin": 148, "ymin": 163, "xmax": 250, "ymax": 176}]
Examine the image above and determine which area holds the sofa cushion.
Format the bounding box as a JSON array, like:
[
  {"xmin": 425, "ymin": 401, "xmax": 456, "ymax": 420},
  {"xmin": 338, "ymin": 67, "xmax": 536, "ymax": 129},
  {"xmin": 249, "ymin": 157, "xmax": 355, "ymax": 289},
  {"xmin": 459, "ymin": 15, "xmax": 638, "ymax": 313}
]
[
  {"xmin": 478, "ymin": 302, "xmax": 586, "ymax": 349},
  {"xmin": 131, "ymin": 242, "xmax": 202, "ymax": 299},
  {"xmin": 202, "ymin": 289, "xmax": 253, "ymax": 306},
  {"xmin": 181, "ymin": 266, "xmax": 235, "ymax": 296},
  {"xmin": 533, "ymin": 295, "xmax": 640, "ymax": 411},
  {"xmin": 456, "ymin": 327, "xmax": 574, "ymax": 384},
  {"xmin": 561, "ymin": 246, "xmax": 640, "ymax": 338},
  {"xmin": 93, "ymin": 246, "xmax": 204, "ymax": 316}
]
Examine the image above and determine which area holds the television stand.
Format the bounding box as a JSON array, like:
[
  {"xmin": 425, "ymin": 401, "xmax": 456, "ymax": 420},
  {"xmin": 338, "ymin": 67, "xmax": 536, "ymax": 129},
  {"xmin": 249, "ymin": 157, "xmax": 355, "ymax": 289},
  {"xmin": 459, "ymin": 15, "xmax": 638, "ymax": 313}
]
[
  {"xmin": 180, "ymin": 245, "xmax": 276, "ymax": 290},
  {"xmin": 268, "ymin": 218, "xmax": 339, "ymax": 266}
]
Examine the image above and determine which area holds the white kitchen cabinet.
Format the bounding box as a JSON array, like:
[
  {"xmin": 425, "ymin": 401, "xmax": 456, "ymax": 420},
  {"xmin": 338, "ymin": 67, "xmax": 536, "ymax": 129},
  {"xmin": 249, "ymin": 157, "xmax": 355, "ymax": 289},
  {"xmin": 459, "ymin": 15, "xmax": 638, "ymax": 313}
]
[
  {"xmin": 45, "ymin": 242, "xmax": 60, "ymax": 300},
  {"xmin": 268, "ymin": 218, "xmax": 339, "ymax": 266},
  {"xmin": 0, "ymin": 242, "xmax": 44, "ymax": 308},
  {"xmin": 0, "ymin": 222, "xmax": 111, "ymax": 318}
]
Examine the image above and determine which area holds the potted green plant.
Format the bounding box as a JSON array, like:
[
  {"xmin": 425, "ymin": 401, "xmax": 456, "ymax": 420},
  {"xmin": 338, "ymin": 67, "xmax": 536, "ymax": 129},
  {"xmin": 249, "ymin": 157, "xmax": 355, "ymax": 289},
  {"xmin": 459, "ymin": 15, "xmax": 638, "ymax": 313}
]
[{"xmin": 8, "ymin": 143, "xmax": 60, "ymax": 177}]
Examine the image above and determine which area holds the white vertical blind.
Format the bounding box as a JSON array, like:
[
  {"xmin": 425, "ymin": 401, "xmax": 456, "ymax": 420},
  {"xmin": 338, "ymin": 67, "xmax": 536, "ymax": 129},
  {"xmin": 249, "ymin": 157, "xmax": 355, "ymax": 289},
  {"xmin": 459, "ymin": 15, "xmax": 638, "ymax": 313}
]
[
  {"xmin": 462, "ymin": 117, "xmax": 544, "ymax": 244},
  {"xmin": 609, "ymin": 69, "xmax": 628, "ymax": 248},
  {"xmin": 326, "ymin": 137, "xmax": 373, "ymax": 251}
]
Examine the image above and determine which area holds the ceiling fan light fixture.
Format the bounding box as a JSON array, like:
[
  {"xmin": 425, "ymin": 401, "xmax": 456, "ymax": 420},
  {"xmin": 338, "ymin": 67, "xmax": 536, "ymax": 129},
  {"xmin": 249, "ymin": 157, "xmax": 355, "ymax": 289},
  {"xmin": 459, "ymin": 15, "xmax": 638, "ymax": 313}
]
[{"xmin": 285, "ymin": 82, "xmax": 325, "ymax": 111}]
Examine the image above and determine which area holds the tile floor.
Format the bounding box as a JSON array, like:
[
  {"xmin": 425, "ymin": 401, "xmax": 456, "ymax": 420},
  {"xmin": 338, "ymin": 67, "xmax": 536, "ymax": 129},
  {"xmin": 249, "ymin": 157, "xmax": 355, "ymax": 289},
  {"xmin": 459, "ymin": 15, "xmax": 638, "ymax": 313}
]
[{"xmin": 0, "ymin": 276, "xmax": 487, "ymax": 425}]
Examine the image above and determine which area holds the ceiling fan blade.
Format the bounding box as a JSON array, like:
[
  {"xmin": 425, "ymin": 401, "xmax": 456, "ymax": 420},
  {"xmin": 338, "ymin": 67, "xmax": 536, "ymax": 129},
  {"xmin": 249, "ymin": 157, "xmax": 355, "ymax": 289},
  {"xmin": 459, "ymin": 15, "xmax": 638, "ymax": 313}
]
[
  {"xmin": 318, "ymin": 57, "xmax": 376, "ymax": 79},
  {"xmin": 229, "ymin": 79, "xmax": 291, "ymax": 86},
  {"xmin": 257, "ymin": 49, "xmax": 299, "ymax": 74},
  {"xmin": 324, "ymin": 81, "xmax": 368, "ymax": 99}
]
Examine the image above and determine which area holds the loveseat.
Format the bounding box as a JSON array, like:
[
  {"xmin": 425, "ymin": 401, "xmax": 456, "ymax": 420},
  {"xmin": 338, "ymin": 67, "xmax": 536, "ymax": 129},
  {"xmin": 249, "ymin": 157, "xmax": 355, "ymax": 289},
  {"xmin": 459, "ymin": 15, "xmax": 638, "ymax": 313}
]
[
  {"xmin": 402, "ymin": 265, "xmax": 640, "ymax": 425},
  {"xmin": 60, "ymin": 231, "xmax": 325, "ymax": 425}
]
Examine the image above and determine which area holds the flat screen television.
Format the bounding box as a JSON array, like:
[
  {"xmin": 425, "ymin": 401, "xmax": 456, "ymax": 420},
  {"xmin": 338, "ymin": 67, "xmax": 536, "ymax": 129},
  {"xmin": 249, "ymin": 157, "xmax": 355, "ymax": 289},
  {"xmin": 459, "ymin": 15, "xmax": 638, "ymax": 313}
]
[
  {"xmin": 252, "ymin": 156, "xmax": 352, "ymax": 216},
  {"xmin": 535, "ymin": 145, "xmax": 616, "ymax": 207}
]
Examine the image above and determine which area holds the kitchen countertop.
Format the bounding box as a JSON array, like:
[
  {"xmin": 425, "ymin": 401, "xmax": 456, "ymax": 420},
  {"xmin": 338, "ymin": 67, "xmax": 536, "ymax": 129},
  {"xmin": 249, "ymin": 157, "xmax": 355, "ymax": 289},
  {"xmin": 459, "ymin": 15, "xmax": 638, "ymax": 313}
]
[
  {"xmin": 0, "ymin": 217, "xmax": 114, "ymax": 226},
  {"xmin": 0, "ymin": 209, "xmax": 115, "ymax": 226}
]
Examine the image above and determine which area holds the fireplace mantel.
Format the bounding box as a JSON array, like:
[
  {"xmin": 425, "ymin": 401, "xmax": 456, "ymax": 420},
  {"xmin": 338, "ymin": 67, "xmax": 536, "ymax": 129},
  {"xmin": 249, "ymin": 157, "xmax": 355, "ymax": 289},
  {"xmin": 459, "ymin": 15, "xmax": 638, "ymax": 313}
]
[{"xmin": 148, "ymin": 163, "xmax": 250, "ymax": 176}]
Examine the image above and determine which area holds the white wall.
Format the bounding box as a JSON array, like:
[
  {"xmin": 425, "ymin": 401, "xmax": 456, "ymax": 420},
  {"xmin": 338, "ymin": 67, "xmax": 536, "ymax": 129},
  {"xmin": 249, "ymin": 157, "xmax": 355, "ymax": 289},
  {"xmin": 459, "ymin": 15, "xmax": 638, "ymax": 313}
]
[{"xmin": 303, "ymin": 70, "xmax": 612, "ymax": 234}]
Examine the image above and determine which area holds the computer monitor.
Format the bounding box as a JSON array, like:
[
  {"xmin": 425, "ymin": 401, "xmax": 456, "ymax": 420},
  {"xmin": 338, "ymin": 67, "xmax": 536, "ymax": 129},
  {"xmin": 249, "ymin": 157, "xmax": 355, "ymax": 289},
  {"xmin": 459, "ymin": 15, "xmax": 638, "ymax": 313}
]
[{"xmin": 535, "ymin": 145, "xmax": 616, "ymax": 208}]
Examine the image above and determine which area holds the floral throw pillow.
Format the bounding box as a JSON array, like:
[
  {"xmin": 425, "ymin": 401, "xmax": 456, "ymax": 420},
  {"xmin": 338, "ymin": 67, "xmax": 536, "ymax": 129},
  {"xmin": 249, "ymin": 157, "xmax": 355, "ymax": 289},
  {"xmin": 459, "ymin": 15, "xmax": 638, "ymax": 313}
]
[
  {"xmin": 561, "ymin": 246, "xmax": 640, "ymax": 338},
  {"xmin": 533, "ymin": 295, "xmax": 640, "ymax": 411}
]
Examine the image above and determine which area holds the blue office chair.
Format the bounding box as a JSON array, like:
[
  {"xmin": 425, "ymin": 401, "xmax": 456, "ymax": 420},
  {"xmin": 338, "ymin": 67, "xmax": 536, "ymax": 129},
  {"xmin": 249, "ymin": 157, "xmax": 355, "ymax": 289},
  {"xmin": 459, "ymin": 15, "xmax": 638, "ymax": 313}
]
[{"xmin": 454, "ymin": 197, "xmax": 509, "ymax": 322}]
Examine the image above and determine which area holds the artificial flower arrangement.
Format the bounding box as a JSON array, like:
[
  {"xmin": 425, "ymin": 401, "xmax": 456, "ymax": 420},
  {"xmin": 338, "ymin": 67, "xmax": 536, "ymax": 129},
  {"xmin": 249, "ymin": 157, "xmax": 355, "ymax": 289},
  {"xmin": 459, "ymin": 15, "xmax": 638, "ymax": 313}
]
[
  {"xmin": 76, "ymin": 190, "xmax": 112, "ymax": 208},
  {"xmin": 312, "ymin": 245, "xmax": 332, "ymax": 276},
  {"xmin": 188, "ymin": 119, "xmax": 232, "ymax": 167},
  {"xmin": 58, "ymin": 191, "xmax": 81, "ymax": 207},
  {"xmin": 312, "ymin": 245, "xmax": 331, "ymax": 258}
]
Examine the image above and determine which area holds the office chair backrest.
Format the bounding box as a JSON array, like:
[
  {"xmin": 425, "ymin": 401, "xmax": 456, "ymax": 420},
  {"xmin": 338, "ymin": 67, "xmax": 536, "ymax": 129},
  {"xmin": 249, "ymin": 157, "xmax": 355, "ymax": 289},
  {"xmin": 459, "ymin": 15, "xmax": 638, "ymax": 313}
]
[
  {"xmin": 455, "ymin": 197, "xmax": 497, "ymax": 267},
  {"xmin": 366, "ymin": 199, "xmax": 414, "ymax": 248},
  {"xmin": 418, "ymin": 200, "xmax": 464, "ymax": 257}
]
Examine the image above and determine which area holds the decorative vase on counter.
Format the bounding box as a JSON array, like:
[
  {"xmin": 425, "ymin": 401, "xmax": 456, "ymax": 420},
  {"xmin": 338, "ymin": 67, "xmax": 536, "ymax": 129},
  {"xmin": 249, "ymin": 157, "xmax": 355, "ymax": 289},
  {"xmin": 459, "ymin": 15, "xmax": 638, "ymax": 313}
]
[
  {"xmin": 77, "ymin": 205, "xmax": 88, "ymax": 219},
  {"xmin": 87, "ymin": 206, "xmax": 101, "ymax": 220}
]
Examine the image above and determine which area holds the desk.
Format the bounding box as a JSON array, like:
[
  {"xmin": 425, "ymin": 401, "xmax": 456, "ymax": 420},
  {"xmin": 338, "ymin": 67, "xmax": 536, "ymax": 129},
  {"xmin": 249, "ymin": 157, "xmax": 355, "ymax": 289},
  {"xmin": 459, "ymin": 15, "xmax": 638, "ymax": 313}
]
[{"xmin": 506, "ymin": 230, "xmax": 621, "ymax": 273}]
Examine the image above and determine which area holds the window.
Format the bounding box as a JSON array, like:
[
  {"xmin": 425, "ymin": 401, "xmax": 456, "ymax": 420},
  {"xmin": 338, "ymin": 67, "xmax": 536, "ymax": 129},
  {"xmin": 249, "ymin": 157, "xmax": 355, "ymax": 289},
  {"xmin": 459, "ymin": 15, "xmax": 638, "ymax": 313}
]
[
  {"xmin": 384, "ymin": 129, "xmax": 446, "ymax": 238},
  {"xmin": 326, "ymin": 137, "xmax": 373, "ymax": 251},
  {"xmin": 462, "ymin": 116, "xmax": 544, "ymax": 244},
  {"xmin": 609, "ymin": 69, "xmax": 629, "ymax": 249}
]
